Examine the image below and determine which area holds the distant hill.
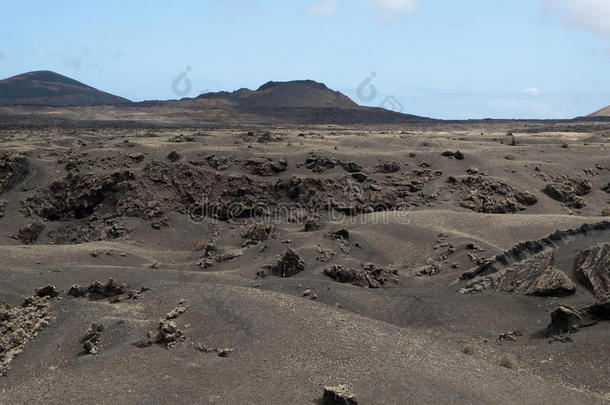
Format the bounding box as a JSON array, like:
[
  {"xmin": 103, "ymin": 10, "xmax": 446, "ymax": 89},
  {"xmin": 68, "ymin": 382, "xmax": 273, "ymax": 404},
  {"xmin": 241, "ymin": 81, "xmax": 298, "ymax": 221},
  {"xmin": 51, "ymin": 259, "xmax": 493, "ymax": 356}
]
[
  {"xmin": 197, "ymin": 80, "xmax": 359, "ymax": 109},
  {"xmin": 193, "ymin": 79, "xmax": 429, "ymax": 124},
  {"xmin": 0, "ymin": 70, "xmax": 131, "ymax": 106},
  {"xmin": 588, "ymin": 105, "xmax": 610, "ymax": 117},
  {"xmin": 0, "ymin": 75, "xmax": 430, "ymax": 125}
]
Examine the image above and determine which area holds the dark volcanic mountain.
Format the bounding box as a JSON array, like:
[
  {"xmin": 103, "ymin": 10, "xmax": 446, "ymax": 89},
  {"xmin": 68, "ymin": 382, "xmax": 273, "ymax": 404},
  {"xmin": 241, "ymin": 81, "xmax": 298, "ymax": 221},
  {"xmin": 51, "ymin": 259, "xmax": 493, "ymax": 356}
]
[
  {"xmin": 0, "ymin": 76, "xmax": 429, "ymax": 125},
  {"xmin": 197, "ymin": 80, "xmax": 358, "ymax": 109},
  {"xmin": 0, "ymin": 70, "xmax": 131, "ymax": 106},
  {"xmin": 194, "ymin": 79, "xmax": 429, "ymax": 124}
]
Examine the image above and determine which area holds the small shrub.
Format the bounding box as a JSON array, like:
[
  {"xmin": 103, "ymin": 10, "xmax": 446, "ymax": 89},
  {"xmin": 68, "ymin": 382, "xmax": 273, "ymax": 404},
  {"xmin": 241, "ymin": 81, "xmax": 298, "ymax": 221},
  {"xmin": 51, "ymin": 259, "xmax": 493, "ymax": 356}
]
[
  {"xmin": 499, "ymin": 353, "xmax": 517, "ymax": 369},
  {"xmin": 462, "ymin": 344, "xmax": 474, "ymax": 355},
  {"xmin": 602, "ymin": 206, "xmax": 610, "ymax": 217}
]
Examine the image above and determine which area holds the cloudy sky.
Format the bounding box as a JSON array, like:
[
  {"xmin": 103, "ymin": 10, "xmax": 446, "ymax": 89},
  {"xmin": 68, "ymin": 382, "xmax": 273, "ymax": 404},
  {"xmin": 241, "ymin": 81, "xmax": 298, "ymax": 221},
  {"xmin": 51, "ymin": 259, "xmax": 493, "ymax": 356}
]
[{"xmin": 1, "ymin": 0, "xmax": 610, "ymax": 119}]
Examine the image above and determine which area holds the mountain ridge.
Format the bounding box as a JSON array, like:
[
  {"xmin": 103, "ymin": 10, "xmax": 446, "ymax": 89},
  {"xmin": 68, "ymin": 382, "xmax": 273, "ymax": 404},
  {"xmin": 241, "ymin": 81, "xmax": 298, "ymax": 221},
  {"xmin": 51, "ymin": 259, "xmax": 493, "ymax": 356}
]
[
  {"xmin": 196, "ymin": 79, "xmax": 359, "ymax": 109},
  {"xmin": 0, "ymin": 70, "xmax": 131, "ymax": 106},
  {"xmin": 0, "ymin": 71, "xmax": 431, "ymax": 124}
]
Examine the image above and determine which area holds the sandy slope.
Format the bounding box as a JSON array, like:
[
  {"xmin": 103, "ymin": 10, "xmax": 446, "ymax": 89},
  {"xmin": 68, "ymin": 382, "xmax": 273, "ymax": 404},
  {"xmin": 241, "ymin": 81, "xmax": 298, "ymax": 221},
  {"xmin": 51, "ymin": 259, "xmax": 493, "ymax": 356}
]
[{"xmin": 1, "ymin": 212, "xmax": 609, "ymax": 403}]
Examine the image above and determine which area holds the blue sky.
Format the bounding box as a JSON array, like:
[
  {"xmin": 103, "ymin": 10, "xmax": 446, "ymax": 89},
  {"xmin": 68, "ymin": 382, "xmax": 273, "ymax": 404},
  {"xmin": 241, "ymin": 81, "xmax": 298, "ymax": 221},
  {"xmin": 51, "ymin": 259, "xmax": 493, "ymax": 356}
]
[{"xmin": 1, "ymin": 0, "xmax": 610, "ymax": 119}]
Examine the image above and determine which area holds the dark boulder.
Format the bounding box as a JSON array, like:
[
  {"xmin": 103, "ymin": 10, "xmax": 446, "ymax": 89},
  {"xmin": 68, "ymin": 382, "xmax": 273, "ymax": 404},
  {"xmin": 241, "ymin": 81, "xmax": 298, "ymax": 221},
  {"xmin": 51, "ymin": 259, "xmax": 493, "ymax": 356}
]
[{"xmin": 270, "ymin": 248, "xmax": 305, "ymax": 278}]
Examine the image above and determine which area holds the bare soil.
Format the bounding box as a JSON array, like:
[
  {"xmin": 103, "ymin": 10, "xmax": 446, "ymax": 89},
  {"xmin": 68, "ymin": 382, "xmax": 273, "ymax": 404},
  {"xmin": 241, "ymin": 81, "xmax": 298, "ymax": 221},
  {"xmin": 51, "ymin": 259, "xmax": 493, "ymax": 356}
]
[{"xmin": 0, "ymin": 111, "xmax": 609, "ymax": 404}]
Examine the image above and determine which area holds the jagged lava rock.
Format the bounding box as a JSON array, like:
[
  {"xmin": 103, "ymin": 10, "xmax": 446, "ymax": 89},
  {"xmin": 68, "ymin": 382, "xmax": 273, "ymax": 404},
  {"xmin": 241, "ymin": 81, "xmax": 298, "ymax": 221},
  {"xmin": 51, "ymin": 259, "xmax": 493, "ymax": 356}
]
[
  {"xmin": 270, "ymin": 248, "xmax": 305, "ymax": 278},
  {"xmin": 460, "ymin": 249, "xmax": 575, "ymax": 296},
  {"xmin": 574, "ymin": 243, "xmax": 610, "ymax": 299}
]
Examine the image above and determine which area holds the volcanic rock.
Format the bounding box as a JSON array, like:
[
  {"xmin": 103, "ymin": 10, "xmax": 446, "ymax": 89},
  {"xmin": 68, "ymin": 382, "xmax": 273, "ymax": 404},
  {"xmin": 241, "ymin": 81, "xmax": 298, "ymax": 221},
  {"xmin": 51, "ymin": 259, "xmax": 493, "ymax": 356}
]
[
  {"xmin": 460, "ymin": 249, "xmax": 575, "ymax": 296},
  {"xmin": 149, "ymin": 319, "xmax": 185, "ymax": 348},
  {"xmin": 81, "ymin": 322, "xmax": 104, "ymax": 355},
  {"xmin": 303, "ymin": 218, "xmax": 320, "ymax": 232},
  {"xmin": 461, "ymin": 221, "xmax": 610, "ymax": 282},
  {"xmin": 0, "ymin": 152, "xmax": 29, "ymax": 194},
  {"xmin": 305, "ymin": 153, "xmax": 338, "ymax": 173},
  {"xmin": 543, "ymin": 176, "xmax": 592, "ymax": 209},
  {"xmin": 244, "ymin": 158, "xmax": 287, "ymax": 176},
  {"xmin": 351, "ymin": 172, "xmax": 367, "ymax": 183},
  {"xmin": 242, "ymin": 223, "xmax": 276, "ymax": 247},
  {"xmin": 574, "ymin": 243, "xmax": 610, "ymax": 299},
  {"xmin": 13, "ymin": 221, "xmax": 46, "ymax": 244},
  {"xmin": 546, "ymin": 301, "xmax": 610, "ymax": 336},
  {"xmin": 35, "ymin": 285, "xmax": 59, "ymax": 298},
  {"xmin": 167, "ymin": 151, "xmax": 181, "ymax": 162},
  {"xmin": 68, "ymin": 279, "xmax": 147, "ymax": 302},
  {"xmin": 323, "ymin": 264, "xmax": 399, "ymax": 288},
  {"xmin": 165, "ymin": 307, "xmax": 186, "ymax": 320},
  {"xmin": 441, "ymin": 151, "xmax": 465, "ymax": 160},
  {"xmin": 417, "ymin": 262, "xmax": 441, "ymax": 276},
  {"xmin": 270, "ymin": 248, "xmax": 305, "ymax": 278},
  {"xmin": 68, "ymin": 284, "xmax": 88, "ymax": 297},
  {"xmin": 0, "ymin": 293, "xmax": 52, "ymax": 376},
  {"xmin": 23, "ymin": 170, "xmax": 135, "ymax": 221},
  {"xmin": 205, "ymin": 154, "xmax": 231, "ymax": 171},
  {"xmin": 327, "ymin": 229, "xmax": 349, "ymax": 240},
  {"xmin": 256, "ymin": 132, "xmax": 281, "ymax": 143},
  {"xmin": 86, "ymin": 279, "xmax": 129, "ymax": 300},
  {"xmin": 341, "ymin": 162, "xmax": 363, "ymax": 173},
  {"xmin": 453, "ymin": 175, "xmax": 537, "ymax": 214},
  {"xmin": 322, "ymin": 385, "xmax": 358, "ymax": 405},
  {"xmin": 375, "ymin": 161, "xmax": 401, "ymax": 173}
]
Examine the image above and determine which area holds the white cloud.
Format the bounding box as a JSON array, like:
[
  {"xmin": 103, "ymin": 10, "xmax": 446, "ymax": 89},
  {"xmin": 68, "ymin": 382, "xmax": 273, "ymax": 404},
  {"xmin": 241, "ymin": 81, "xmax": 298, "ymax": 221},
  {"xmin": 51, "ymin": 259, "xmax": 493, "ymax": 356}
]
[
  {"xmin": 541, "ymin": 0, "xmax": 610, "ymax": 38},
  {"xmin": 364, "ymin": 0, "xmax": 419, "ymax": 20},
  {"xmin": 522, "ymin": 88, "xmax": 541, "ymax": 95},
  {"xmin": 307, "ymin": 0, "xmax": 338, "ymax": 17}
]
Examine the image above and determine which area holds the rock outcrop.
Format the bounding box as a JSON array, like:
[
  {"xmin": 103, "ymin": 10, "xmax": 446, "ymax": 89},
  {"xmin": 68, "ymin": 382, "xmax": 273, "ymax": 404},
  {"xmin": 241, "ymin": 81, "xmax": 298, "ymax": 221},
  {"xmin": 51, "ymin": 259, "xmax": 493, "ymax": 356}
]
[
  {"xmin": 23, "ymin": 170, "xmax": 135, "ymax": 221},
  {"xmin": 324, "ymin": 264, "xmax": 399, "ymax": 288},
  {"xmin": 241, "ymin": 223, "xmax": 276, "ymax": 247},
  {"xmin": 322, "ymin": 385, "xmax": 358, "ymax": 405},
  {"xmin": 546, "ymin": 301, "xmax": 610, "ymax": 336},
  {"xmin": 35, "ymin": 285, "xmax": 59, "ymax": 298},
  {"xmin": 69, "ymin": 279, "xmax": 149, "ymax": 302},
  {"xmin": 460, "ymin": 221, "xmax": 610, "ymax": 281},
  {"xmin": 0, "ymin": 152, "xmax": 29, "ymax": 194},
  {"xmin": 82, "ymin": 322, "xmax": 104, "ymax": 355},
  {"xmin": 243, "ymin": 158, "xmax": 287, "ymax": 176},
  {"xmin": 146, "ymin": 306, "xmax": 188, "ymax": 348},
  {"xmin": 305, "ymin": 153, "xmax": 338, "ymax": 173},
  {"xmin": 574, "ymin": 243, "xmax": 610, "ymax": 299},
  {"xmin": 441, "ymin": 150, "xmax": 465, "ymax": 160},
  {"xmin": 13, "ymin": 221, "xmax": 46, "ymax": 244},
  {"xmin": 449, "ymin": 175, "xmax": 537, "ymax": 214},
  {"xmin": 149, "ymin": 320, "xmax": 185, "ymax": 348},
  {"xmin": 375, "ymin": 161, "xmax": 400, "ymax": 173},
  {"xmin": 543, "ymin": 176, "xmax": 592, "ymax": 209},
  {"xmin": 340, "ymin": 162, "xmax": 363, "ymax": 174},
  {"xmin": 460, "ymin": 249, "xmax": 575, "ymax": 296},
  {"xmin": 270, "ymin": 248, "xmax": 305, "ymax": 278},
  {"xmin": 0, "ymin": 292, "xmax": 53, "ymax": 375}
]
